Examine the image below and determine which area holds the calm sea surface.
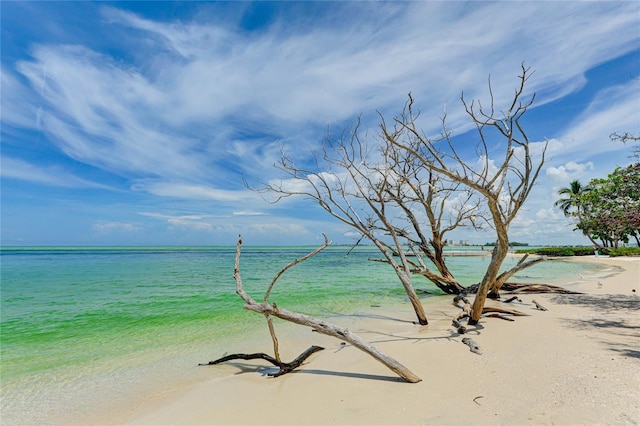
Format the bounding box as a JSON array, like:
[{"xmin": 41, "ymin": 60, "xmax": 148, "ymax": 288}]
[{"xmin": 0, "ymin": 246, "xmax": 605, "ymax": 423}]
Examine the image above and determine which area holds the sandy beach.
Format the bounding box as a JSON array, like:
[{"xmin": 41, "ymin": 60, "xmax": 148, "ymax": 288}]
[{"xmin": 109, "ymin": 256, "xmax": 640, "ymax": 425}]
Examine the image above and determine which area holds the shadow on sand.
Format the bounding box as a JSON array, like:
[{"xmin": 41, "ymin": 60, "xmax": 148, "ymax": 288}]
[{"xmin": 551, "ymin": 293, "xmax": 640, "ymax": 359}]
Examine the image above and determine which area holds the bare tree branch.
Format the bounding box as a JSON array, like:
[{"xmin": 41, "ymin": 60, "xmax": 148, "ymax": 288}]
[{"xmin": 228, "ymin": 235, "xmax": 422, "ymax": 383}]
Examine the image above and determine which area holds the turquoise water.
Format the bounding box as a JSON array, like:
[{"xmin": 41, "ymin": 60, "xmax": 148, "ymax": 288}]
[{"xmin": 0, "ymin": 246, "xmax": 605, "ymax": 424}]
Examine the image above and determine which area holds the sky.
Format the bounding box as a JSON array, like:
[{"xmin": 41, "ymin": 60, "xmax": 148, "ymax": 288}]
[{"xmin": 1, "ymin": 1, "xmax": 639, "ymax": 247}]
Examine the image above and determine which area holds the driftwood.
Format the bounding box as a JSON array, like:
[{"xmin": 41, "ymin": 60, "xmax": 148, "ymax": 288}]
[
  {"xmin": 462, "ymin": 337, "xmax": 482, "ymax": 355},
  {"xmin": 503, "ymin": 296, "xmax": 522, "ymax": 303},
  {"xmin": 532, "ymin": 299, "xmax": 548, "ymax": 311},
  {"xmin": 451, "ymin": 319, "xmax": 466, "ymax": 334},
  {"xmin": 452, "ymin": 294, "xmax": 528, "ymax": 333},
  {"xmin": 204, "ymin": 235, "xmax": 422, "ymax": 383},
  {"xmin": 465, "ymin": 281, "xmax": 581, "ymax": 296},
  {"xmin": 485, "ymin": 313, "xmax": 515, "ymax": 321},
  {"xmin": 482, "ymin": 306, "xmax": 528, "ymax": 316},
  {"xmin": 501, "ymin": 282, "xmax": 581, "ymax": 294},
  {"xmin": 200, "ymin": 346, "xmax": 325, "ymax": 377}
]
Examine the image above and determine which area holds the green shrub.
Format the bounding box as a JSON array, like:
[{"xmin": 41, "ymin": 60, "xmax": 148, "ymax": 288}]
[
  {"xmin": 606, "ymin": 247, "xmax": 640, "ymax": 257},
  {"xmin": 516, "ymin": 246, "xmax": 640, "ymax": 257},
  {"xmin": 516, "ymin": 247, "xmax": 595, "ymax": 256}
]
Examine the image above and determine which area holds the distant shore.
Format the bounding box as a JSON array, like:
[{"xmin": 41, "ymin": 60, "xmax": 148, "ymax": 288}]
[{"xmin": 105, "ymin": 255, "xmax": 640, "ymax": 426}]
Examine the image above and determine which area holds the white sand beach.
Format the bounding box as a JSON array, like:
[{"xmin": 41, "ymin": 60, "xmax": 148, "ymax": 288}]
[{"xmin": 103, "ymin": 256, "xmax": 639, "ymax": 426}]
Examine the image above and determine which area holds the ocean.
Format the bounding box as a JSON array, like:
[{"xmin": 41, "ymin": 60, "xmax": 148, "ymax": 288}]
[{"xmin": 0, "ymin": 246, "xmax": 605, "ymax": 424}]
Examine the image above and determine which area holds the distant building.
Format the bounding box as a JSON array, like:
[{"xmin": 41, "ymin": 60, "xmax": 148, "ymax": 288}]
[{"xmin": 460, "ymin": 240, "xmax": 470, "ymax": 246}]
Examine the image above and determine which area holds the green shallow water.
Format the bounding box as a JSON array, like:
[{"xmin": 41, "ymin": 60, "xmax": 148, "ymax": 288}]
[{"xmin": 0, "ymin": 246, "xmax": 607, "ymax": 424}]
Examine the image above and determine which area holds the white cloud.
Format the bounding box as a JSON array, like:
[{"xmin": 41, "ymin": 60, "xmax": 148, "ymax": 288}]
[
  {"xmin": 233, "ymin": 211, "xmax": 266, "ymax": 216},
  {"xmin": 92, "ymin": 221, "xmax": 141, "ymax": 233},
  {"xmin": 131, "ymin": 180, "xmax": 259, "ymax": 202},
  {"xmin": 1, "ymin": 157, "xmax": 110, "ymax": 189},
  {"xmin": 249, "ymin": 223, "xmax": 309, "ymax": 235},
  {"xmin": 546, "ymin": 161, "xmax": 595, "ymax": 184},
  {"xmin": 138, "ymin": 212, "xmax": 215, "ymax": 232},
  {"xmin": 551, "ymin": 81, "xmax": 640, "ymax": 163}
]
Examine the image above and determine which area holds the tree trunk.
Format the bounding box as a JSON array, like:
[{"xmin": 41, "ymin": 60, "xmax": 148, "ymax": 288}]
[
  {"xmin": 397, "ymin": 270, "xmax": 429, "ymax": 325},
  {"xmin": 470, "ymin": 203, "xmax": 509, "ymax": 324},
  {"xmin": 420, "ymin": 239, "xmax": 466, "ymax": 294},
  {"xmin": 372, "ymin": 239, "xmax": 429, "ymax": 325},
  {"xmin": 412, "ymin": 265, "xmax": 466, "ymax": 294}
]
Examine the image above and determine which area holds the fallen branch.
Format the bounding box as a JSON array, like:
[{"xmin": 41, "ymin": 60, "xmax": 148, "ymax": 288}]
[
  {"xmin": 200, "ymin": 346, "xmax": 325, "ymax": 377},
  {"xmin": 462, "ymin": 337, "xmax": 482, "ymax": 355},
  {"xmin": 502, "ymin": 282, "xmax": 581, "ymax": 294},
  {"xmin": 532, "ymin": 299, "xmax": 548, "ymax": 311},
  {"xmin": 451, "ymin": 319, "xmax": 466, "ymax": 334},
  {"xmin": 484, "ymin": 313, "xmax": 515, "ymax": 321},
  {"xmin": 207, "ymin": 235, "xmax": 422, "ymax": 383},
  {"xmin": 452, "ymin": 294, "xmax": 528, "ymax": 334},
  {"xmin": 464, "ymin": 281, "xmax": 581, "ymax": 295},
  {"xmin": 482, "ymin": 306, "xmax": 528, "ymax": 316}
]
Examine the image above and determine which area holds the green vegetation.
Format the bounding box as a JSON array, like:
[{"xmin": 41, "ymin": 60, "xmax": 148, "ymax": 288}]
[
  {"xmin": 517, "ymin": 247, "xmax": 595, "ymax": 256},
  {"xmin": 607, "ymin": 247, "xmax": 640, "ymax": 257},
  {"xmin": 555, "ymin": 162, "xmax": 639, "ymax": 248},
  {"xmin": 518, "ymin": 246, "xmax": 640, "ymax": 257}
]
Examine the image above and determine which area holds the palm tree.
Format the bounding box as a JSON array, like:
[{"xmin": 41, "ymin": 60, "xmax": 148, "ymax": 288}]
[{"xmin": 554, "ymin": 180, "xmax": 590, "ymax": 217}]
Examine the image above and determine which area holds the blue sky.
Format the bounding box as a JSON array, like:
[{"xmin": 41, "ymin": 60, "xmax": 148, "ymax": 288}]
[{"xmin": 1, "ymin": 1, "xmax": 639, "ymax": 247}]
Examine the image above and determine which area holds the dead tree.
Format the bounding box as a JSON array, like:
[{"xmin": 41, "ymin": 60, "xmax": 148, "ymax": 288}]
[
  {"xmin": 258, "ymin": 126, "xmax": 431, "ymax": 324},
  {"xmin": 384, "ymin": 64, "xmax": 547, "ymax": 324},
  {"xmin": 202, "ymin": 235, "xmax": 422, "ymax": 383},
  {"xmin": 380, "ymin": 141, "xmax": 483, "ymax": 294},
  {"xmin": 256, "ymin": 115, "xmax": 486, "ymax": 323}
]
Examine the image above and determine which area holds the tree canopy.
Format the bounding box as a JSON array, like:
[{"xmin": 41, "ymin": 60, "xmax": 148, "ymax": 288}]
[{"xmin": 574, "ymin": 163, "xmax": 640, "ymax": 247}]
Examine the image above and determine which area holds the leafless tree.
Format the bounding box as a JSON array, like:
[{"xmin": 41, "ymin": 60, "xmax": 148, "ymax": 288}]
[
  {"xmin": 258, "ymin": 113, "xmax": 488, "ymax": 324},
  {"xmin": 379, "ymin": 134, "xmax": 485, "ymax": 294},
  {"xmin": 383, "ymin": 64, "xmax": 547, "ymax": 324},
  {"xmin": 257, "ymin": 64, "xmax": 546, "ymax": 327}
]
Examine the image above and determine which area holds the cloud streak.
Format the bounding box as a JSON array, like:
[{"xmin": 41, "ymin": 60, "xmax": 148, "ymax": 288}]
[{"xmin": 1, "ymin": 157, "xmax": 111, "ymax": 189}]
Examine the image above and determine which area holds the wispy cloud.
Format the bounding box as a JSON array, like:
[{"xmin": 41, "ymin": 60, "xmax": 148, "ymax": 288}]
[
  {"xmin": 92, "ymin": 221, "xmax": 141, "ymax": 233},
  {"xmin": 2, "ymin": 2, "xmax": 638, "ymax": 245},
  {"xmin": 1, "ymin": 157, "xmax": 111, "ymax": 189},
  {"xmin": 131, "ymin": 180, "xmax": 260, "ymax": 202},
  {"xmin": 138, "ymin": 212, "xmax": 216, "ymax": 232},
  {"xmin": 7, "ymin": 2, "xmax": 638, "ymax": 186},
  {"xmin": 233, "ymin": 211, "xmax": 266, "ymax": 216},
  {"xmin": 551, "ymin": 81, "xmax": 640, "ymax": 163}
]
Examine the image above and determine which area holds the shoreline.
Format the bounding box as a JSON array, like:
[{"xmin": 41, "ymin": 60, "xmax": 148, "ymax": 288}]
[{"xmin": 112, "ymin": 256, "xmax": 639, "ymax": 425}]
